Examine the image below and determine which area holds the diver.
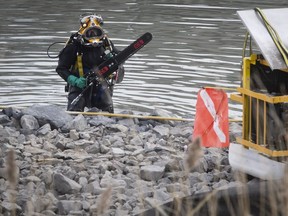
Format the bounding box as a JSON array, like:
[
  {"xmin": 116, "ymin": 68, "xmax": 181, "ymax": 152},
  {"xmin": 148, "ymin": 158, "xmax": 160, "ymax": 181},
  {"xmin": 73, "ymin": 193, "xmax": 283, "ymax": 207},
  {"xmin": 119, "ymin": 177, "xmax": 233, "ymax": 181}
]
[{"xmin": 56, "ymin": 14, "xmax": 124, "ymax": 113}]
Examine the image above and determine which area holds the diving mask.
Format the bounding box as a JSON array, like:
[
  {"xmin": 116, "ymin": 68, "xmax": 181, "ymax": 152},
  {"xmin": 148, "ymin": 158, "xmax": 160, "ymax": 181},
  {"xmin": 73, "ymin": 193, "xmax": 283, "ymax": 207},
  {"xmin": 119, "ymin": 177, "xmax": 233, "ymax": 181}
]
[{"xmin": 78, "ymin": 14, "xmax": 105, "ymax": 47}]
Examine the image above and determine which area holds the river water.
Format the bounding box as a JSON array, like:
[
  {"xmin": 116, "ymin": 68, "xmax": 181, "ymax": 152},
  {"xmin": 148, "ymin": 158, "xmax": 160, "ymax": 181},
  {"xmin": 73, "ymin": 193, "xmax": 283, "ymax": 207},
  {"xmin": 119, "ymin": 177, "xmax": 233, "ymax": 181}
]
[{"xmin": 0, "ymin": 0, "xmax": 286, "ymax": 118}]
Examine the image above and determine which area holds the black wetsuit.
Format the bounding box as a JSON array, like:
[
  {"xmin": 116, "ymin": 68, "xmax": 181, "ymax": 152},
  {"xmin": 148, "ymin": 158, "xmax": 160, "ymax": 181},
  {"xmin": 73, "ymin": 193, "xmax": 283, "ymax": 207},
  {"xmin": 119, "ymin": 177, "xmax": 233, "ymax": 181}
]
[{"xmin": 56, "ymin": 37, "xmax": 120, "ymax": 113}]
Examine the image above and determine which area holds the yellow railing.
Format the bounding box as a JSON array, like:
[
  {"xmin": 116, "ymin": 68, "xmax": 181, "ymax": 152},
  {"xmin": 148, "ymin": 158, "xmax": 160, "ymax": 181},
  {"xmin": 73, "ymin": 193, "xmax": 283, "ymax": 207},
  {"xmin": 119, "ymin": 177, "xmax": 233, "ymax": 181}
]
[{"xmin": 231, "ymin": 54, "xmax": 288, "ymax": 157}]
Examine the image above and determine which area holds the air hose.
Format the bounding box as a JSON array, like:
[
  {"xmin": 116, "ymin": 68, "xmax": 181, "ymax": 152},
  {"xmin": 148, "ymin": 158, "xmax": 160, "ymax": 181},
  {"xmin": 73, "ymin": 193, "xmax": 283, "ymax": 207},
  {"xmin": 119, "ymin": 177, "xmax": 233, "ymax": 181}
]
[
  {"xmin": 254, "ymin": 7, "xmax": 288, "ymax": 67},
  {"xmin": 242, "ymin": 31, "xmax": 253, "ymax": 59},
  {"xmin": 46, "ymin": 41, "xmax": 66, "ymax": 59}
]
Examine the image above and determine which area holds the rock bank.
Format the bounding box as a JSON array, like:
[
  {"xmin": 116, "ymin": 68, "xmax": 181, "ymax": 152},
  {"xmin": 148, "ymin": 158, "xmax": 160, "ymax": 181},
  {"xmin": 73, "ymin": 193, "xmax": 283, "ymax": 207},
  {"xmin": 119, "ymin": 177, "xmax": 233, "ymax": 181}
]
[{"xmin": 0, "ymin": 104, "xmax": 241, "ymax": 215}]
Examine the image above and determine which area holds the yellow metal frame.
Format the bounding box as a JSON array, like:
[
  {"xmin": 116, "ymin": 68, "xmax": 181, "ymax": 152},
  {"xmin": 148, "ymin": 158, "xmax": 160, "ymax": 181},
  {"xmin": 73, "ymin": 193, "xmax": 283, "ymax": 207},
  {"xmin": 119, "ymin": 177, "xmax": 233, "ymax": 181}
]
[
  {"xmin": 230, "ymin": 94, "xmax": 243, "ymax": 104},
  {"xmin": 236, "ymin": 138, "xmax": 288, "ymax": 157},
  {"xmin": 231, "ymin": 54, "xmax": 288, "ymax": 157},
  {"xmin": 237, "ymin": 88, "xmax": 288, "ymax": 104}
]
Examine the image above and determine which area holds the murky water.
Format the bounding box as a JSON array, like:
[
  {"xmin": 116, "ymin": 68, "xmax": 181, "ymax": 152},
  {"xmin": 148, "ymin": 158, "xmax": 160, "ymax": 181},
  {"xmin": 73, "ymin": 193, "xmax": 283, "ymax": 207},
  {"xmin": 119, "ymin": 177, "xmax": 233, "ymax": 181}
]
[{"xmin": 0, "ymin": 0, "xmax": 286, "ymax": 118}]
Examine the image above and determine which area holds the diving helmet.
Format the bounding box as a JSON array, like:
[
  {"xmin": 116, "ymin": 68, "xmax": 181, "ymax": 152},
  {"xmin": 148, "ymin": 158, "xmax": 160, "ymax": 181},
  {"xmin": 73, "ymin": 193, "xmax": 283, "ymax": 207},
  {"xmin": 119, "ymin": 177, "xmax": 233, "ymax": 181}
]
[{"xmin": 78, "ymin": 14, "xmax": 105, "ymax": 47}]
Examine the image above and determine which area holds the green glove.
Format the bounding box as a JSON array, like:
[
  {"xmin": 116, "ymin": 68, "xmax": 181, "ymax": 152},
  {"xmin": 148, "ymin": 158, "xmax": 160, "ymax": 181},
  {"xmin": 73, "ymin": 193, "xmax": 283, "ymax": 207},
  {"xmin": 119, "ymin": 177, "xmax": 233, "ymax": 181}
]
[{"xmin": 67, "ymin": 75, "xmax": 86, "ymax": 89}]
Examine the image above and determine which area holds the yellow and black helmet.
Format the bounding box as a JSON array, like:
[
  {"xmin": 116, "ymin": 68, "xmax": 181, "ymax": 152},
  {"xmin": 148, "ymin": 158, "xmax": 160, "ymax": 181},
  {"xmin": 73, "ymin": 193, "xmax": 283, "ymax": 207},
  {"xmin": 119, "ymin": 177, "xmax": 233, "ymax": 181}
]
[{"xmin": 78, "ymin": 14, "xmax": 105, "ymax": 47}]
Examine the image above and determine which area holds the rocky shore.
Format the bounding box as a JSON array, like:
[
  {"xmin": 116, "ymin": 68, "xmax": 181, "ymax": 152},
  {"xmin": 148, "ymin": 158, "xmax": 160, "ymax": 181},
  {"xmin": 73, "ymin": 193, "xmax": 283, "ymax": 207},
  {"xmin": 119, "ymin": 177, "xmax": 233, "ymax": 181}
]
[{"xmin": 0, "ymin": 104, "xmax": 242, "ymax": 215}]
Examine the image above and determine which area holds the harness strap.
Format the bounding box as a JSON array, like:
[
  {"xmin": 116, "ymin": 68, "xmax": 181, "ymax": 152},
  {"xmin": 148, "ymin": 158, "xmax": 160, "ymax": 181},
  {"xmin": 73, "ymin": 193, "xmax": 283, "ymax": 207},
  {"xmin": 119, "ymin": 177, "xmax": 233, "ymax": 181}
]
[{"xmin": 77, "ymin": 53, "xmax": 84, "ymax": 77}]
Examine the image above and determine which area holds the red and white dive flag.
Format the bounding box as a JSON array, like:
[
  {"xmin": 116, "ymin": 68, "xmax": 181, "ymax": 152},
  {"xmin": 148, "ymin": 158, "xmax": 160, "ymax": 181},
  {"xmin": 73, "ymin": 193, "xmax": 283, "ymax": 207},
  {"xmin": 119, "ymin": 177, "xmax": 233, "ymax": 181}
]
[{"xmin": 193, "ymin": 88, "xmax": 229, "ymax": 148}]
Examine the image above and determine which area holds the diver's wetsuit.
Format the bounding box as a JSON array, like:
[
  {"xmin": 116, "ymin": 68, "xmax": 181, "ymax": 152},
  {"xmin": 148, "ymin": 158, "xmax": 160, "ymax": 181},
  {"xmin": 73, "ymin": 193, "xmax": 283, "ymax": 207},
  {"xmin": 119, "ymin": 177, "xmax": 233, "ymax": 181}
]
[{"xmin": 56, "ymin": 38, "xmax": 120, "ymax": 113}]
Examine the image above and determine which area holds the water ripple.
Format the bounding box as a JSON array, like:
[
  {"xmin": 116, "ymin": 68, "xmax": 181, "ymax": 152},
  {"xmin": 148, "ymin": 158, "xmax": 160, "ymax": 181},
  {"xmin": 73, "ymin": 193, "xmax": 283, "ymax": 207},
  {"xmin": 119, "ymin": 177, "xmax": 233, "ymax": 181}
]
[{"xmin": 1, "ymin": 0, "xmax": 285, "ymax": 117}]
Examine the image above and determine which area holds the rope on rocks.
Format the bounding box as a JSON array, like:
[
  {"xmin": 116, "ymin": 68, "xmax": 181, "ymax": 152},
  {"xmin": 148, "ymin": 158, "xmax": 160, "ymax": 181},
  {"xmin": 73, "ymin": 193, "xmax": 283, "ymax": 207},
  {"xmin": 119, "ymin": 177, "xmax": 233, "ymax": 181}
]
[
  {"xmin": 0, "ymin": 105, "xmax": 241, "ymax": 122},
  {"xmin": 66, "ymin": 110, "xmax": 194, "ymax": 122}
]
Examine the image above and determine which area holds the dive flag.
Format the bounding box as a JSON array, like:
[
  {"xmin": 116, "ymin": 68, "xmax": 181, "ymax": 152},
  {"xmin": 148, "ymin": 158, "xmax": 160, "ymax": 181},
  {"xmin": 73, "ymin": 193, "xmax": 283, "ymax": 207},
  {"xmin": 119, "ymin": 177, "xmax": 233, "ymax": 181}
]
[{"xmin": 193, "ymin": 88, "xmax": 229, "ymax": 148}]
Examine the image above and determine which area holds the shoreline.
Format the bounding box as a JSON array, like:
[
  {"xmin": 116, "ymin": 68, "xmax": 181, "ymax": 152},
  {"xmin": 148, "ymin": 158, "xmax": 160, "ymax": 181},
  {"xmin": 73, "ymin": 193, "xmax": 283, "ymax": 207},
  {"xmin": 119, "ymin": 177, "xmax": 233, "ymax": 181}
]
[{"xmin": 0, "ymin": 104, "xmax": 241, "ymax": 215}]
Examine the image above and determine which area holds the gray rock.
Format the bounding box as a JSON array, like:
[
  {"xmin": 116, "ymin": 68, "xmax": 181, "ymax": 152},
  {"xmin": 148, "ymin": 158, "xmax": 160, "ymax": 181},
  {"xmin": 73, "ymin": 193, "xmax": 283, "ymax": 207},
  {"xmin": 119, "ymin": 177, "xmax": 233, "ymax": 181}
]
[
  {"xmin": 194, "ymin": 185, "xmax": 211, "ymax": 194},
  {"xmin": 151, "ymin": 108, "xmax": 175, "ymax": 119},
  {"xmin": 39, "ymin": 169, "xmax": 54, "ymax": 187},
  {"xmin": 24, "ymin": 146, "xmax": 47, "ymax": 155},
  {"xmin": 57, "ymin": 200, "xmax": 83, "ymax": 215},
  {"xmin": 166, "ymin": 183, "xmax": 189, "ymax": 193},
  {"xmin": 0, "ymin": 127, "xmax": 20, "ymax": 139},
  {"xmin": 88, "ymin": 174, "xmax": 100, "ymax": 182},
  {"xmin": 70, "ymin": 114, "xmax": 88, "ymax": 131},
  {"xmin": 69, "ymin": 129, "xmax": 79, "ymax": 140},
  {"xmin": 17, "ymin": 134, "xmax": 26, "ymax": 144},
  {"xmin": 43, "ymin": 140, "xmax": 57, "ymax": 151},
  {"xmin": 37, "ymin": 123, "xmax": 51, "ymax": 135},
  {"xmin": 130, "ymin": 136, "xmax": 143, "ymax": 146},
  {"xmin": 153, "ymin": 125, "xmax": 170, "ymax": 138},
  {"xmin": 220, "ymin": 155, "xmax": 229, "ymax": 165},
  {"xmin": 193, "ymin": 157, "xmax": 209, "ymax": 173},
  {"xmin": 41, "ymin": 210, "xmax": 56, "ymax": 216},
  {"xmin": 82, "ymin": 200, "xmax": 90, "ymax": 211},
  {"xmin": 170, "ymin": 125, "xmax": 192, "ymax": 138},
  {"xmin": 101, "ymin": 138, "xmax": 111, "ymax": 147},
  {"xmin": 0, "ymin": 167, "xmax": 7, "ymax": 179},
  {"xmin": 224, "ymin": 181, "xmax": 245, "ymax": 189},
  {"xmin": 111, "ymin": 147, "xmax": 125, "ymax": 157},
  {"xmin": 165, "ymin": 159, "xmax": 181, "ymax": 172},
  {"xmin": 117, "ymin": 118, "xmax": 135, "ymax": 127},
  {"xmin": 1, "ymin": 201, "xmax": 22, "ymax": 213},
  {"xmin": 111, "ymin": 179, "xmax": 127, "ymax": 188},
  {"xmin": 154, "ymin": 189, "xmax": 172, "ymax": 203},
  {"xmin": 2, "ymin": 107, "xmax": 23, "ymax": 119},
  {"xmin": 198, "ymin": 172, "xmax": 214, "ymax": 183},
  {"xmin": 108, "ymin": 124, "xmax": 128, "ymax": 133},
  {"xmin": 69, "ymin": 210, "xmax": 85, "ymax": 215},
  {"xmin": 55, "ymin": 139, "xmax": 66, "ymax": 150},
  {"xmin": 33, "ymin": 195, "xmax": 51, "ymax": 213},
  {"xmin": 115, "ymin": 209, "xmax": 129, "ymax": 216},
  {"xmin": 79, "ymin": 177, "xmax": 88, "ymax": 188},
  {"xmin": 188, "ymin": 172, "xmax": 200, "ymax": 187},
  {"xmin": 44, "ymin": 129, "xmax": 58, "ymax": 140},
  {"xmin": 20, "ymin": 115, "xmax": 40, "ymax": 130},
  {"xmin": 84, "ymin": 181, "xmax": 104, "ymax": 195},
  {"xmin": 124, "ymin": 145, "xmax": 140, "ymax": 153},
  {"xmin": 100, "ymin": 144, "xmax": 110, "ymax": 154},
  {"xmin": 53, "ymin": 173, "xmax": 82, "ymax": 194},
  {"xmin": 79, "ymin": 132, "xmax": 90, "ymax": 140},
  {"xmin": 23, "ymin": 104, "xmax": 73, "ymax": 129},
  {"xmin": 88, "ymin": 115, "xmax": 116, "ymax": 126},
  {"xmin": 85, "ymin": 142, "xmax": 100, "ymax": 154},
  {"xmin": 122, "ymin": 202, "xmax": 133, "ymax": 211},
  {"xmin": 140, "ymin": 165, "xmax": 165, "ymax": 181},
  {"xmin": 44, "ymin": 192, "xmax": 58, "ymax": 209},
  {"xmin": 151, "ymin": 108, "xmax": 178, "ymax": 125},
  {"xmin": 212, "ymin": 179, "xmax": 230, "ymax": 189},
  {"xmin": 21, "ymin": 175, "xmax": 41, "ymax": 183},
  {"xmin": 0, "ymin": 114, "xmax": 10, "ymax": 124},
  {"xmin": 99, "ymin": 171, "xmax": 112, "ymax": 187},
  {"xmin": 54, "ymin": 150, "xmax": 92, "ymax": 160},
  {"xmin": 109, "ymin": 135, "xmax": 124, "ymax": 145}
]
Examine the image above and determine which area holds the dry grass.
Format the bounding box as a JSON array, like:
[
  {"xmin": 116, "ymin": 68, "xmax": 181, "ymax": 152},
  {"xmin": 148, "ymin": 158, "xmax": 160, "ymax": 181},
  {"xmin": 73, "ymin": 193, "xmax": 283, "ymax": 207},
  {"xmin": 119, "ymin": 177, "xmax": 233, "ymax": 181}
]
[
  {"xmin": 95, "ymin": 186, "xmax": 112, "ymax": 215},
  {"xmin": 184, "ymin": 136, "xmax": 203, "ymax": 172},
  {"xmin": 6, "ymin": 149, "xmax": 18, "ymax": 216}
]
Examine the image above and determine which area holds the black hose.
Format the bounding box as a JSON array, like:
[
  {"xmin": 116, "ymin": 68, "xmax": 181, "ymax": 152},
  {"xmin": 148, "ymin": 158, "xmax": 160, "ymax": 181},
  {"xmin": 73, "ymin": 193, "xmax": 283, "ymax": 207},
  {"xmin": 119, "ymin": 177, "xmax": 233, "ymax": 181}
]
[{"xmin": 46, "ymin": 41, "xmax": 66, "ymax": 59}]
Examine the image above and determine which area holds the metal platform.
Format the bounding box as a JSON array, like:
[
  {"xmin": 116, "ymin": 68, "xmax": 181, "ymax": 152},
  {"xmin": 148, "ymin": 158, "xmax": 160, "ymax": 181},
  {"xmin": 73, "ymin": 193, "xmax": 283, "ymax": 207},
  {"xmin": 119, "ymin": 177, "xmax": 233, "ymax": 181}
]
[{"xmin": 238, "ymin": 8, "xmax": 288, "ymax": 70}]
